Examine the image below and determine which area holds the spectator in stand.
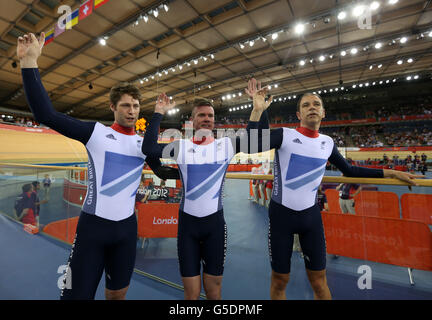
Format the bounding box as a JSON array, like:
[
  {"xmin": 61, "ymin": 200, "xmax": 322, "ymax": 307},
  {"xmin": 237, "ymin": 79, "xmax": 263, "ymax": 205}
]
[
  {"xmin": 405, "ymin": 155, "xmax": 412, "ymax": 166},
  {"xmin": 420, "ymin": 161, "xmax": 428, "ymax": 175},
  {"xmin": 251, "ymin": 167, "xmax": 260, "ymax": 203},
  {"xmin": 143, "ymin": 181, "xmax": 156, "ymax": 203},
  {"xmin": 316, "ymin": 186, "xmax": 328, "ymax": 212},
  {"xmin": 31, "ymin": 181, "xmax": 48, "ymax": 227},
  {"xmin": 265, "ymin": 170, "xmax": 273, "ymax": 208},
  {"xmin": 336, "ymin": 180, "xmax": 362, "ymax": 214},
  {"xmin": 408, "ymin": 161, "xmax": 417, "ymax": 173},
  {"xmin": 258, "ymin": 179, "xmax": 266, "ymax": 206},
  {"xmin": 135, "ymin": 180, "xmax": 147, "ymax": 208},
  {"xmin": 42, "ymin": 174, "xmax": 52, "ymax": 200},
  {"xmin": 15, "ymin": 184, "xmax": 37, "ymax": 226}
]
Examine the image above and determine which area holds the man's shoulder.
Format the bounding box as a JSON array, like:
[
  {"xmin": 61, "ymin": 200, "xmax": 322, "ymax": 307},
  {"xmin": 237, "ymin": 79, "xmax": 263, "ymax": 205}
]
[
  {"xmin": 277, "ymin": 127, "xmax": 294, "ymax": 141},
  {"xmin": 215, "ymin": 136, "xmax": 232, "ymax": 144},
  {"xmin": 94, "ymin": 122, "xmax": 110, "ymax": 132},
  {"xmin": 318, "ymin": 132, "xmax": 334, "ymax": 141},
  {"xmin": 282, "ymin": 127, "xmax": 294, "ymax": 134}
]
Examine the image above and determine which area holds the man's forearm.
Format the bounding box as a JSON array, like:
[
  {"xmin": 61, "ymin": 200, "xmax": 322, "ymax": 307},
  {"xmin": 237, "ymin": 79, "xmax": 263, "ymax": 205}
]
[
  {"xmin": 249, "ymin": 109, "xmax": 263, "ymax": 122},
  {"xmin": 142, "ymin": 113, "xmax": 164, "ymax": 158}
]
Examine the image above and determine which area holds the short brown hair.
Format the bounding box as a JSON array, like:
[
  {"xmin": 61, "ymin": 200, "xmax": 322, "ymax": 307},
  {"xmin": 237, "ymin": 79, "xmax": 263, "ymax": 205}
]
[
  {"xmin": 297, "ymin": 93, "xmax": 323, "ymax": 111},
  {"xmin": 191, "ymin": 98, "xmax": 214, "ymax": 118},
  {"xmin": 110, "ymin": 82, "xmax": 141, "ymax": 107}
]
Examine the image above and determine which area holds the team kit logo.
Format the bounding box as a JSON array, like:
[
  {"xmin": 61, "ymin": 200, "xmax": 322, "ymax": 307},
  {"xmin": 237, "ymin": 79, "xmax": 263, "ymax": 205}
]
[
  {"xmin": 185, "ymin": 161, "xmax": 229, "ymax": 201},
  {"xmin": 284, "ymin": 154, "xmax": 327, "ymax": 190},
  {"xmin": 100, "ymin": 152, "xmax": 144, "ymax": 197}
]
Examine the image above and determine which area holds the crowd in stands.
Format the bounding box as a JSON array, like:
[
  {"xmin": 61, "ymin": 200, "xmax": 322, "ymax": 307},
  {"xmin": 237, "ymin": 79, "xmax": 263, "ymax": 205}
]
[
  {"xmin": 354, "ymin": 153, "xmax": 428, "ymax": 166},
  {"xmin": 210, "ymin": 112, "xmax": 432, "ymax": 148},
  {"xmin": 2, "ymin": 99, "xmax": 432, "ymax": 148},
  {"xmin": 375, "ymin": 104, "xmax": 432, "ymax": 118},
  {"xmin": 328, "ymin": 125, "xmax": 432, "ymax": 148},
  {"xmin": 0, "ymin": 114, "xmax": 42, "ymax": 128},
  {"xmin": 349, "ymin": 125, "xmax": 385, "ymax": 148},
  {"xmin": 216, "ymin": 99, "xmax": 432, "ymax": 125},
  {"xmin": 218, "ymin": 116, "xmax": 248, "ymax": 125},
  {"xmin": 383, "ymin": 128, "xmax": 432, "ymax": 147},
  {"xmin": 322, "ymin": 130, "xmax": 346, "ymax": 147}
]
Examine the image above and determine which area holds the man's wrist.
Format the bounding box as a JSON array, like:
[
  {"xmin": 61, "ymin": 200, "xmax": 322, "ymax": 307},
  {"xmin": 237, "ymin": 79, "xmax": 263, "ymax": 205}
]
[
  {"xmin": 154, "ymin": 109, "xmax": 165, "ymax": 116},
  {"xmin": 250, "ymin": 109, "xmax": 263, "ymax": 121},
  {"xmin": 20, "ymin": 58, "xmax": 38, "ymax": 69},
  {"xmin": 383, "ymin": 169, "xmax": 394, "ymax": 178}
]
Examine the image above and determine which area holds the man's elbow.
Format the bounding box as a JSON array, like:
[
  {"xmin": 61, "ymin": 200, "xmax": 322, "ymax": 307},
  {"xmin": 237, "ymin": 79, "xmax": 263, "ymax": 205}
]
[
  {"xmin": 154, "ymin": 166, "xmax": 179, "ymax": 180},
  {"xmin": 33, "ymin": 108, "xmax": 54, "ymax": 127},
  {"xmin": 142, "ymin": 148, "xmax": 158, "ymax": 159},
  {"xmin": 141, "ymin": 145, "xmax": 151, "ymax": 156}
]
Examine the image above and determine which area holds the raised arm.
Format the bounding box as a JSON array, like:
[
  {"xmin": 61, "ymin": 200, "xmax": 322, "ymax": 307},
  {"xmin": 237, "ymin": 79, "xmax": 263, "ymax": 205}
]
[
  {"xmin": 232, "ymin": 78, "xmax": 282, "ymax": 154},
  {"xmin": 142, "ymin": 113, "xmax": 165, "ymax": 159},
  {"xmin": 142, "ymin": 93, "xmax": 177, "ymax": 159},
  {"xmin": 18, "ymin": 33, "xmax": 95, "ymax": 144}
]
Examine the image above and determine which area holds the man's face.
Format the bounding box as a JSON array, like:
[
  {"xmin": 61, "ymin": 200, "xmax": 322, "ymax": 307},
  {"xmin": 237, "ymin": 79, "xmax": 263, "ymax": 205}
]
[
  {"xmin": 191, "ymin": 105, "xmax": 215, "ymax": 132},
  {"xmin": 110, "ymin": 94, "xmax": 140, "ymax": 128},
  {"xmin": 296, "ymin": 95, "xmax": 325, "ymax": 128}
]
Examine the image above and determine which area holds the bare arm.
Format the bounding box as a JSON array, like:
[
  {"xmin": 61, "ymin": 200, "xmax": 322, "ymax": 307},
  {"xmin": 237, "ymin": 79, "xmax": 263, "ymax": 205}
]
[{"xmin": 17, "ymin": 208, "xmax": 29, "ymax": 221}]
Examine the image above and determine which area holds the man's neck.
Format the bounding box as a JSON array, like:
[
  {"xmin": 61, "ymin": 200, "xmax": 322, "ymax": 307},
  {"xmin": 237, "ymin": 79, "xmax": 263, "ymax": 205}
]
[
  {"xmin": 192, "ymin": 128, "xmax": 214, "ymax": 145},
  {"xmin": 300, "ymin": 121, "xmax": 320, "ymax": 131},
  {"xmin": 296, "ymin": 125, "xmax": 319, "ymax": 138},
  {"xmin": 111, "ymin": 122, "xmax": 135, "ymax": 135},
  {"xmin": 192, "ymin": 134, "xmax": 214, "ymax": 145}
]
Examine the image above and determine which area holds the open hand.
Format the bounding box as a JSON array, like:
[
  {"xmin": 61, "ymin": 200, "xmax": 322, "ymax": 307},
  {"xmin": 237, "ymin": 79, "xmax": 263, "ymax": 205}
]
[
  {"xmin": 245, "ymin": 78, "xmax": 263, "ymax": 98},
  {"xmin": 246, "ymin": 78, "xmax": 273, "ymax": 112},
  {"xmin": 155, "ymin": 93, "xmax": 176, "ymax": 115},
  {"xmin": 388, "ymin": 170, "xmax": 424, "ymax": 186},
  {"xmin": 17, "ymin": 33, "xmax": 45, "ymax": 65}
]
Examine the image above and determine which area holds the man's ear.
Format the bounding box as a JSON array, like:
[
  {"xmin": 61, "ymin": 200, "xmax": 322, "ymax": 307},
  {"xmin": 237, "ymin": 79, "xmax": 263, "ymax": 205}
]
[
  {"xmin": 296, "ymin": 111, "xmax": 301, "ymax": 121},
  {"xmin": 110, "ymin": 103, "xmax": 116, "ymax": 112},
  {"xmin": 322, "ymin": 108, "xmax": 326, "ymax": 119}
]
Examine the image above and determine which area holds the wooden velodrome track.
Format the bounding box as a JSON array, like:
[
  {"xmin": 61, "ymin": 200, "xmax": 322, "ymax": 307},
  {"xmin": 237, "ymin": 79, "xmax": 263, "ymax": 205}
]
[
  {"xmin": 1, "ymin": 122, "xmax": 432, "ymax": 165},
  {"xmin": 0, "ymin": 124, "xmax": 87, "ymax": 164}
]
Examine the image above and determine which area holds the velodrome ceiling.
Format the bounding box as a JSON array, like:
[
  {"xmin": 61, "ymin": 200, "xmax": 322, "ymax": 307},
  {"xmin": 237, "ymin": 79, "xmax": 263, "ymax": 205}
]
[{"xmin": 0, "ymin": 0, "xmax": 431, "ymax": 121}]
